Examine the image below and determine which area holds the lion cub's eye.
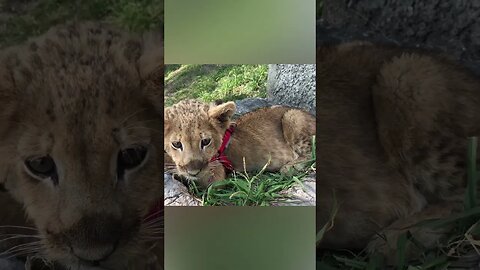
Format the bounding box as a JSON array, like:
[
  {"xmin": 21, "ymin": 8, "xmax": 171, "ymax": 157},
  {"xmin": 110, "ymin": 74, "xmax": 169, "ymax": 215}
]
[
  {"xmin": 118, "ymin": 145, "xmax": 148, "ymax": 171},
  {"xmin": 117, "ymin": 145, "xmax": 148, "ymax": 180},
  {"xmin": 25, "ymin": 156, "xmax": 58, "ymax": 183},
  {"xmin": 200, "ymin": 138, "xmax": 211, "ymax": 149},
  {"xmin": 171, "ymin": 141, "xmax": 183, "ymax": 150}
]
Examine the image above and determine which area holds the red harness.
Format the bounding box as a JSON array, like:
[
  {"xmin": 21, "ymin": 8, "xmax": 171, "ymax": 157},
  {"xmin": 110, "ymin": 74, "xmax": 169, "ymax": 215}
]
[{"xmin": 210, "ymin": 124, "xmax": 236, "ymax": 173}]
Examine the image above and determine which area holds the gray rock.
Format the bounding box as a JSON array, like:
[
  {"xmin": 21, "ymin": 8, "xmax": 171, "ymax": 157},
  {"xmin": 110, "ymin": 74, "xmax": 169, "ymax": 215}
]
[
  {"xmin": 164, "ymin": 174, "xmax": 201, "ymax": 206},
  {"xmin": 233, "ymin": 97, "xmax": 271, "ymax": 118},
  {"xmin": 267, "ymin": 64, "xmax": 316, "ymax": 115},
  {"xmin": 0, "ymin": 258, "xmax": 24, "ymax": 270},
  {"xmin": 271, "ymin": 174, "xmax": 316, "ymax": 206}
]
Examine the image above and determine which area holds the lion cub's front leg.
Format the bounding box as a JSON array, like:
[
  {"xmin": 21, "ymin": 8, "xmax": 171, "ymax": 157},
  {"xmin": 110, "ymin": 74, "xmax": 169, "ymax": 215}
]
[
  {"xmin": 367, "ymin": 200, "xmax": 462, "ymax": 264},
  {"xmin": 280, "ymin": 109, "xmax": 316, "ymax": 174},
  {"xmin": 196, "ymin": 160, "xmax": 226, "ymax": 187}
]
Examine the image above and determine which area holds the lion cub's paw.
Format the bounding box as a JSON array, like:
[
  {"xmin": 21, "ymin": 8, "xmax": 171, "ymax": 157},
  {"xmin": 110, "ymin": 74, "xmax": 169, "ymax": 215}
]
[
  {"xmin": 280, "ymin": 160, "xmax": 309, "ymax": 175},
  {"xmin": 196, "ymin": 161, "xmax": 227, "ymax": 188}
]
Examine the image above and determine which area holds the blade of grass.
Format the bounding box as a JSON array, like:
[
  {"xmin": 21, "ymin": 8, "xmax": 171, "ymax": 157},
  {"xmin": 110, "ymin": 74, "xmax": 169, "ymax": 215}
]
[
  {"xmin": 333, "ymin": 256, "xmax": 367, "ymax": 269},
  {"xmin": 465, "ymin": 137, "xmax": 478, "ymax": 210},
  {"xmin": 396, "ymin": 232, "xmax": 408, "ymax": 270},
  {"xmin": 366, "ymin": 253, "xmax": 384, "ymax": 270},
  {"xmin": 415, "ymin": 206, "xmax": 480, "ymax": 229},
  {"xmin": 317, "ymin": 190, "xmax": 339, "ymax": 245}
]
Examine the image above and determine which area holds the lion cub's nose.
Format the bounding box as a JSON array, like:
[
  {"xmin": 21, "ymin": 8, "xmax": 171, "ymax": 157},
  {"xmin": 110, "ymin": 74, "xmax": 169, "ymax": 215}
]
[
  {"xmin": 66, "ymin": 215, "xmax": 121, "ymax": 262},
  {"xmin": 184, "ymin": 160, "xmax": 206, "ymax": 176},
  {"xmin": 73, "ymin": 243, "xmax": 117, "ymax": 262},
  {"xmin": 187, "ymin": 169, "xmax": 201, "ymax": 176}
]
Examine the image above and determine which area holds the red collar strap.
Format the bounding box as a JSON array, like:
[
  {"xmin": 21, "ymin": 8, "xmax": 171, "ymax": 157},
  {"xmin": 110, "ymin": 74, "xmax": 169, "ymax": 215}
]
[{"xmin": 210, "ymin": 124, "xmax": 236, "ymax": 173}]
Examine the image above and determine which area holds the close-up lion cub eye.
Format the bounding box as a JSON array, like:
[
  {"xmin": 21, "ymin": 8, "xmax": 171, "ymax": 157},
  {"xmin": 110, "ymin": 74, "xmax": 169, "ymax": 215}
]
[
  {"xmin": 25, "ymin": 155, "xmax": 58, "ymax": 182},
  {"xmin": 171, "ymin": 141, "xmax": 183, "ymax": 150},
  {"xmin": 117, "ymin": 145, "xmax": 148, "ymax": 177},
  {"xmin": 200, "ymin": 138, "xmax": 211, "ymax": 149}
]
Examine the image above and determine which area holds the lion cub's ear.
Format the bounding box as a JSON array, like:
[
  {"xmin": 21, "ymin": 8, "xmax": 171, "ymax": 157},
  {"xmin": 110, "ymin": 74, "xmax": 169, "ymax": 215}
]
[
  {"xmin": 0, "ymin": 64, "xmax": 18, "ymax": 186},
  {"xmin": 138, "ymin": 31, "xmax": 163, "ymax": 81},
  {"xmin": 208, "ymin": 101, "xmax": 236, "ymax": 128},
  {"xmin": 138, "ymin": 31, "xmax": 163, "ymax": 112},
  {"xmin": 0, "ymin": 65, "xmax": 17, "ymax": 138},
  {"xmin": 164, "ymin": 107, "xmax": 172, "ymax": 134}
]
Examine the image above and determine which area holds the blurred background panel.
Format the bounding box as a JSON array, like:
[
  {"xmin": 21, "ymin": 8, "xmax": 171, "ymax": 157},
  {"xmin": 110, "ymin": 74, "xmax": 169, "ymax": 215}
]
[
  {"xmin": 165, "ymin": 206, "xmax": 315, "ymax": 270},
  {"xmin": 165, "ymin": 0, "xmax": 315, "ymax": 64}
]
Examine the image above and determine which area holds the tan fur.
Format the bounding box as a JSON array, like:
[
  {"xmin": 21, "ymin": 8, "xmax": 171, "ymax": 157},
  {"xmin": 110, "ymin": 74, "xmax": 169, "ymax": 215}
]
[
  {"xmin": 0, "ymin": 22, "xmax": 163, "ymax": 269},
  {"xmin": 164, "ymin": 100, "xmax": 316, "ymax": 187},
  {"xmin": 317, "ymin": 41, "xmax": 480, "ymax": 262}
]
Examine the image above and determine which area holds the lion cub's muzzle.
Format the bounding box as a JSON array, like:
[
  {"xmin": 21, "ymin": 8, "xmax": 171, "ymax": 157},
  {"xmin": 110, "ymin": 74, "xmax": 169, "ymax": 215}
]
[
  {"xmin": 55, "ymin": 214, "xmax": 128, "ymax": 263},
  {"xmin": 179, "ymin": 159, "xmax": 208, "ymax": 177}
]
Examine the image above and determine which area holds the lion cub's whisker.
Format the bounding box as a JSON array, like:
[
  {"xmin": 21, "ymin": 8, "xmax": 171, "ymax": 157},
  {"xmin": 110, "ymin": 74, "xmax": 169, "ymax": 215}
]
[
  {"xmin": 0, "ymin": 234, "xmax": 42, "ymax": 243},
  {"xmin": 0, "ymin": 241, "xmax": 43, "ymax": 257},
  {"xmin": 0, "ymin": 225, "xmax": 38, "ymax": 231}
]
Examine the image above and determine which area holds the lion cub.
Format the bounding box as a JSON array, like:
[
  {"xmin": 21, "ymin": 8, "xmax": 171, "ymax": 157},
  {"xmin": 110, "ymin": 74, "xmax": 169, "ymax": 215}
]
[
  {"xmin": 317, "ymin": 41, "xmax": 480, "ymax": 262},
  {"xmin": 164, "ymin": 99, "xmax": 316, "ymax": 187},
  {"xmin": 0, "ymin": 22, "xmax": 163, "ymax": 270}
]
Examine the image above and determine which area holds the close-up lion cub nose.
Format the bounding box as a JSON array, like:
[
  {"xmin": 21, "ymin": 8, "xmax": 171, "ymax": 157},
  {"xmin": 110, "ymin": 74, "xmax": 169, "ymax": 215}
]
[
  {"xmin": 184, "ymin": 160, "xmax": 207, "ymax": 176},
  {"xmin": 65, "ymin": 215, "xmax": 122, "ymax": 262}
]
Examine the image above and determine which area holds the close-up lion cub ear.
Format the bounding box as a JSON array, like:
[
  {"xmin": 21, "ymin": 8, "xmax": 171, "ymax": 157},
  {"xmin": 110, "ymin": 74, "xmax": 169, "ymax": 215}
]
[
  {"xmin": 164, "ymin": 107, "xmax": 172, "ymax": 133},
  {"xmin": 0, "ymin": 65, "xmax": 16, "ymax": 137},
  {"xmin": 208, "ymin": 101, "xmax": 236, "ymax": 128},
  {"xmin": 138, "ymin": 31, "xmax": 163, "ymax": 112},
  {"xmin": 139, "ymin": 31, "xmax": 163, "ymax": 80}
]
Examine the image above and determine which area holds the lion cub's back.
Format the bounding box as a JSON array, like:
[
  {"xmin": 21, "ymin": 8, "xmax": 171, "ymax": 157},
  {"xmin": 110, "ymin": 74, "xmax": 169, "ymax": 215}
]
[
  {"xmin": 229, "ymin": 106, "xmax": 314, "ymax": 170},
  {"xmin": 235, "ymin": 105, "xmax": 314, "ymax": 132}
]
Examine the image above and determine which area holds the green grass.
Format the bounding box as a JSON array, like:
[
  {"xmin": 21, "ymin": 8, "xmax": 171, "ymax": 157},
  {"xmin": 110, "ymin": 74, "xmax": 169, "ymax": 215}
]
[
  {"xmin": 317, "ymin": 0, "xmax": 323, "ymax": 18},
  {"xmin": 0, "ymin": 0, "xmax": 163, "ymax": 47},
  {"xmin": 317, "ymin": 137, "xmax": 480, "ymax": 269},
  {"xmin": 164, "ymin": 64, "xmax": 268, "ymax": 106}
]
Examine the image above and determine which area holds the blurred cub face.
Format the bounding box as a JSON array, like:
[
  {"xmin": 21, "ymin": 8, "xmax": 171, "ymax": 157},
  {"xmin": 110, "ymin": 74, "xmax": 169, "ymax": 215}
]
[{"xmin": 0, "ymin": 22, "xmax": 163, "ymax": 269}]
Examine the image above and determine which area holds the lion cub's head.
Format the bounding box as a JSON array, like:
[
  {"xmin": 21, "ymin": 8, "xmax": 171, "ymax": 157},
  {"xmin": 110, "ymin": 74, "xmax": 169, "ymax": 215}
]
[
  {"xmin": 164, "ymin": 100, "xmax": 236, "ymax": 182},
  {"xmin": 0, "ymin": 22, "xmax": 163, "ymax": 269}
]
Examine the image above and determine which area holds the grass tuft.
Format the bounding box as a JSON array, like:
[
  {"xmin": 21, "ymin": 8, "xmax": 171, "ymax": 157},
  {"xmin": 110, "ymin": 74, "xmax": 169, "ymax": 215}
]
[{"xmin": 165, "ymin": 64, "xmax": 268, "ymax": 106}]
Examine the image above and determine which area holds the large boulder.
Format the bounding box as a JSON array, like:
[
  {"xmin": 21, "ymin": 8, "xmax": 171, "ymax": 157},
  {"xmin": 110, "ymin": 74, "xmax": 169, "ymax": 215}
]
[
  {"xmin": 266, "ymin": 64, "xmax": 316, "ymax": 115},
  {"xmin": 233, "ymin": 97, "xmax": 271, "ymax": 118}
]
